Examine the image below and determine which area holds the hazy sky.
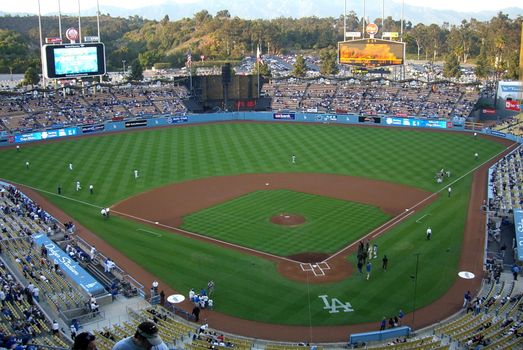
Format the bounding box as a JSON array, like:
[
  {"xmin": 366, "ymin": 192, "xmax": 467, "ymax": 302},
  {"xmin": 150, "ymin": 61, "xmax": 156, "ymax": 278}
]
[{"xmin": 2, "ymin": 0, "xmax": 519, "ymax": 15}]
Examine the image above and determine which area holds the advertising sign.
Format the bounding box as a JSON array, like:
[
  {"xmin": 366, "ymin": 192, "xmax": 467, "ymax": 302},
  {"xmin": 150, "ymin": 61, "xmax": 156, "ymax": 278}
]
[
  {"xmin": 84, "ymin": 36, "xmax": 100, "ymax": 43},
  {"xmin": 167, "ymin": 116, "xmax": 189, "ymax": 124},
  {"xmin": 273, "ymin": 113, "xmax": 296, "ymax": 120},
  {"xmin": 384, "ymin": 117, "xmax": 448, "ymax": 129},
  {"xmin": 14, "ymin": 127, "xmax": 77, "ymax": 143},
  {"xmin": 45, "ymin": 37, "xmax": 63, "ymax": 44},
  {"xmin": 488, "ymin": 130, "xmax": 507, "ymax": 138},
  {"xmin": 345, "ymin": 32, "xmax": 361, "ymax": 38},
  {"xmin": 338, "ymin": 39, "xmax": 405, "ymax": 67},
  {"xmin": 81, "ymin": 124, "xmax": 105, "ymax": 133},
  {"xmin": 515, "ymin": 210, "xmax": 523, "ymax": 261},
  {"xmin": 482, "ymin": 108, "xmax": 496, "ymax": 114},
  {"xmin": 125, "ymin": 120, "xmax": 148, "ymax": 128},
  {"xmin": 359, "ymin": 116, "xmax": 381, "ymax": 124},
  {"xmin": 32, "ymin": 234, "xmax": 105, "ymax": 295},
  {"xmin": 65, "ymin": 27, "xmax": 79, "ymax": 42},
  {"xmin": 505, "ymin": 100, "xmax": 521, "ymax": 111},
  {"xmin": 498, "ymin": 81, "xmax": 523, "ymax": 99},
  {"xmin": 382, "ymin": 32, "xmax": 399, "ymax": 38},
  {"xmin": 366, "ymin": 23, "xmax": 379, "ymax": 36}
]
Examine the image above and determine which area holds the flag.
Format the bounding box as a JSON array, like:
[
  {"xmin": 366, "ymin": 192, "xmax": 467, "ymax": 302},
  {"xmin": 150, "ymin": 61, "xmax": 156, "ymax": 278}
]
[{"xmin": 256, "ymin": 44, "xmax": 263, "ymax": 64}]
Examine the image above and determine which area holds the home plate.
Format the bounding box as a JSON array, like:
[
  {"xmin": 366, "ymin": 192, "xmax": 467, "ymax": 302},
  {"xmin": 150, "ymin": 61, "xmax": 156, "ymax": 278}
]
[
  {"xmin": 458, "ymin": 271, "xmax": 475, "ymax": 279},
  {"xmin": 155, "ymin": 221, "xmax": 159, "ymax": 224}
]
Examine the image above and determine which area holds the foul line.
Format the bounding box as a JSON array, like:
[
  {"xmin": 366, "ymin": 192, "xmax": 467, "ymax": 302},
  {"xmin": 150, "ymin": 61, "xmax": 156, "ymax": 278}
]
[
  {"xmin": 110, "ymin": 209, "xmax": 303, "ymax": 265},
  {"xmin": 325, "ymin": 143, "xmax": 518, "ymax": 264},
  {"xmin": 326, "ymin": 210, "xmax": 416, "ymax": 263},
  {"xmin": 2, "ymin": 143, "xmax": 518, "ymax": 269},
  {"xmin": 0, "ymin": 179, "xmax": 103, "ymax": 210}
]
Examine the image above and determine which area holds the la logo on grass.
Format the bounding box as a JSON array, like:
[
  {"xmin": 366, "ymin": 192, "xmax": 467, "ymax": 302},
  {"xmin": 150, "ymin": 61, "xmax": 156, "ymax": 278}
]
[{"xmin": 319, "ymin": 295, "xmax": 354, "ymax": 313}]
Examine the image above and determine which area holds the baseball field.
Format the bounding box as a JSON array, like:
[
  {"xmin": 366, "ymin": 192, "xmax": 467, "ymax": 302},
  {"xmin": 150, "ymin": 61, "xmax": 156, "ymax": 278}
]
[{"xmin": 0, "ymin": 122, "xmax": 512, "ymax": 336}]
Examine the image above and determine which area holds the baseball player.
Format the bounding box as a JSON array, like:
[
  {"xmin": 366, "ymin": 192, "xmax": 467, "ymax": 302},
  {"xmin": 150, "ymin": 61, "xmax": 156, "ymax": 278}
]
[
  {"xmin": 76, "ymin": 181, "xmax": 81, "ymax": 191},
  {"xmin": 134, "ymin": 169, "xmax": 139, "ymax": 179},
  {"xmin": 69, "ymin": 163, "xmax": 73, "ymax": 171}
]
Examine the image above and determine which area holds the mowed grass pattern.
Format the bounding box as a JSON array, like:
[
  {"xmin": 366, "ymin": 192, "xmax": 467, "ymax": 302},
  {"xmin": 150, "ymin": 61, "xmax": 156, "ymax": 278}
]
[
  {"xmin": 0, "ymin": 122, "xmax": 509, "ymax": 326},
  {"xmin": 182, "ymin": 190, "xmax": 391, "ymax": 256}
]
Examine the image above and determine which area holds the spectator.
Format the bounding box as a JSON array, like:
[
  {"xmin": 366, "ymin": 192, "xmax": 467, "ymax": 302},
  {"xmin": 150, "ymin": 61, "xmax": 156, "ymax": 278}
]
[
  {"xmin": 73, "ymin": 332, "xmax": 97, "ymax": 350},
  {"xmin": 112, "ymin": 321, "xmax": 163, "ymax": 350}
]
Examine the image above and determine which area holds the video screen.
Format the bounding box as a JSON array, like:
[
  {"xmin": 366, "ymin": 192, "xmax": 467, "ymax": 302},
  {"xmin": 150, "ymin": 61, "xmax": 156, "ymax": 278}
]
[
  {"xmin": 338, "ymin": 39, "xmax": 405, "ymax": 67},
  {"xmin": 43, "ymin": 43, "xmax": 106, "ymax": 79},
  {"xmin": 55, "ymin": 46, "xmax": 98, "ymax": 75}
]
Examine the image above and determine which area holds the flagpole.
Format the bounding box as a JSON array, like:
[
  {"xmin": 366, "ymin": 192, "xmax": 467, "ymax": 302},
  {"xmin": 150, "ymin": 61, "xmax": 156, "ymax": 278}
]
[
  {"xmin": 58, "ymin": 0, "xmax": 63, "ymax": 40},
  {"xmin": 362, "ymin": 0, "xmax": 366, "ymax": 39},
  {"xmin": 343, "ymin": 0, "xmax": 347, "ymax": 41},
  {"xmin": 77, "ymin": 0, "xmax": 82, "ymax": 43},
  {"xmin": 37, "ymin": 0, "xmax": 46, "ymax": 89},
  {"xmin": 257, "ymin": 44, "xmax": 260, "ymax": 99}
]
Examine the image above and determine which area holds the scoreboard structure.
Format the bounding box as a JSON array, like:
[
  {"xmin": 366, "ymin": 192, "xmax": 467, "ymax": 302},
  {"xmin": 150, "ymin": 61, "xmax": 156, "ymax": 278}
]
[
  {"xmin": 42, "ymin": 43, "xmax": 106, "ymax": 79},
  {"xmin": 338, "ymin": 38, "xmax": 405, "ymax": 68},
  {"xmin": 339, "ymin": 22, "xmax": 405, "ymax": 69}
]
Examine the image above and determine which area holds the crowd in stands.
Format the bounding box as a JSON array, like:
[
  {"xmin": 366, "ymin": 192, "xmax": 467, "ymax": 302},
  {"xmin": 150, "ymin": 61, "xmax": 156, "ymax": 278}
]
[
  {"xmin": 493, "ymin": 113, "xmax": 523, "ymax": 136},
  {"xmin": 262, "ymin": 79, "xmax": 479, "ymax": 119},
  {"xmin": 0, "ymin": 83, "xmax": 189, "ymax": 133},
  {"xmin": 488, "ymin": 145, "xmax": 523, "ymax": 216},
  {"xmin": 0, "ymin": 78, "xmax": 482, "ymax": 134}
]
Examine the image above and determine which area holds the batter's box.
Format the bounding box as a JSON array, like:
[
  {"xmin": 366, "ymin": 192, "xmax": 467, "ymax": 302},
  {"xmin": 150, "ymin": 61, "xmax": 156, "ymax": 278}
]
[{"xmin": 300, "ymin": 262, "xmax": 331, "ymax": 276}]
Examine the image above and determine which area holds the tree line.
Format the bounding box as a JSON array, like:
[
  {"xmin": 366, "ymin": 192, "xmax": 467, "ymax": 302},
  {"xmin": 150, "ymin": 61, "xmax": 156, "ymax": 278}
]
[{"xmin": 0, "ymin": 10, "xmax": 520, "ymax": 80}]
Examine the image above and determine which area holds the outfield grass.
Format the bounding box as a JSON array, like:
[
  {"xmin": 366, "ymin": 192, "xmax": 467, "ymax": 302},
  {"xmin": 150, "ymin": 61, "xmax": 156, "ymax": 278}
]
[
  {"xmin": 182, "ymin": 189, "xmax": 391, "ymax": 256},
  {"xmin": 0, "ymin": 123, "xmax": 508, "ymax": 326}
]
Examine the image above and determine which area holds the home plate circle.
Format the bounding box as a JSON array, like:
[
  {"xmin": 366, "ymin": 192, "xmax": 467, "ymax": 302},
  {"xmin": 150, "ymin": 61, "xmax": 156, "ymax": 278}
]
[{"xmin": 458, "ymin": 271, "xmax": 475, "ymax": 279}]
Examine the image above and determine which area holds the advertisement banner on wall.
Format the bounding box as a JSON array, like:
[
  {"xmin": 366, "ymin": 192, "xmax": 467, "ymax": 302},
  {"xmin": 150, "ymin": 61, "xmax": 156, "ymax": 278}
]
[
  {"xmin": 359, "ymin": 116, "xmax": 381, "ymax": 124},
  {"xmin": 384, "ymin": 117, "xmax": 449, "ymax": 129},
  {"xmin": 81, "ymin": 124, "xmax": 105, "ymax": 133},
  {"xmin": 125, "ymin": 120, "xmax": 147, "ymax": 128},
  {"xmin": 32, "ymin": 233, "xmax": 105, "ymax": 295},
  {"xmin": 273, "ymin": 113, "xmax": 295, "ymax": 120},
  {"xmin": 167, "ymin": 116, "xmax": 189, "ymax": 124},
  {"xmin": 515, "ymin": 210, "xmax": 523, "ymax": 261},
  {"xmin": 14, "ymin": 127, "xmax": 78, "ymax": 143}
]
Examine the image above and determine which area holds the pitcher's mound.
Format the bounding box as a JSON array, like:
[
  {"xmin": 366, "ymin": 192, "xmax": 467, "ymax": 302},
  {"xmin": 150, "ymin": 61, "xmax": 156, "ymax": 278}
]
[{"xmin": 270, "ymin": 213, "xmax": 306, "ymax": 226}]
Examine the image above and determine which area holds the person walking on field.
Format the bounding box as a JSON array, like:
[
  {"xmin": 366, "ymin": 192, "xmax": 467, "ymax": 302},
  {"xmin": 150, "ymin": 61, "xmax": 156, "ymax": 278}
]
[
  {"xmin": 382, "ymin": 255, "xmax": 388, "ymax": 271},
  {"xmin": 366, "ymin": 261, "xmax": 372, "ymax": 280},
  {"xmin": 426, "ymin": 227, "xmax": 432, "ymax": 240},
  {"xmin": 448, "ymin": 187, "xmax": 452, "ymax": 197}
]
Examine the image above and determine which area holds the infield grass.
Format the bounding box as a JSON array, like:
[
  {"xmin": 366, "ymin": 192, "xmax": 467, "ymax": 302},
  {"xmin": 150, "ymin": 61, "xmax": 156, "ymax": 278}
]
[
  {"xmin": 0, "ymin": 122, "xmax": 509, "ymax": 326},
  {"xmin": 182, "ymin": 189, "xmax": 391, "ymax": 256}
]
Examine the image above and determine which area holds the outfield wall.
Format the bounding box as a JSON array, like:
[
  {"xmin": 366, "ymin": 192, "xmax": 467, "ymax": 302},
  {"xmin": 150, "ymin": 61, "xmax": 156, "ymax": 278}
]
[{"xmin": 1, "ymin": 112, "xmax": 522, "ymax": 146}]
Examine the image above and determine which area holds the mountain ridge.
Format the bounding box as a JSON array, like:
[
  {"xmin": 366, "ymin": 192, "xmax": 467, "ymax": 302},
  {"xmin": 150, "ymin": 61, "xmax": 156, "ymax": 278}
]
[{"xmin": 1, "ymin": 1, "xmax": 521, "ymax": 25}]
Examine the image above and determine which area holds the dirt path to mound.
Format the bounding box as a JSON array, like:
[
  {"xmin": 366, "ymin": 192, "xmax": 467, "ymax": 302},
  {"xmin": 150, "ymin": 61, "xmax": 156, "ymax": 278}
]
[{"xmin": 11, "ymin": 132, "xmax": 518, "ymax": 342}]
